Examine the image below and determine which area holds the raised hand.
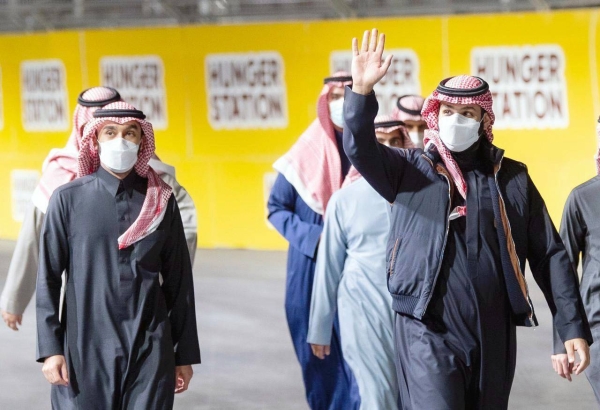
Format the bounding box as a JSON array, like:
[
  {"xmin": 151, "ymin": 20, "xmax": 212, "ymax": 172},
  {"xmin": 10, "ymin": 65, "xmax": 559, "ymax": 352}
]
[{"xmin": 351, "ymin": 28, "xmax": 393, "ymax": 95}]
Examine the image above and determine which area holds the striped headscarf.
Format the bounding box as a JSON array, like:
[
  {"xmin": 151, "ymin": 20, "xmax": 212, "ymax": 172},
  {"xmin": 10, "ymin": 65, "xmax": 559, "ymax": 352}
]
[
  {"xmin": 374, "ymin": 114, "xmax": 413, "ymax": 148},
  {"xmin": 273, "ymin": 71, "xmax": 360, "ymax": 215},
  {"xmin": 31, "ymin": 87, "xmax": 121, "ymax": 213},
  {"xmin": 79, "ymin": 101, "xmax": 172, "ymax": 249},
  {"xmin": 392, "ymin": 95, "xmax": 425, "ymax": 123},
  {"xmin": 421, "ymin": 75, "xmax": 495, "ymax": 216}
]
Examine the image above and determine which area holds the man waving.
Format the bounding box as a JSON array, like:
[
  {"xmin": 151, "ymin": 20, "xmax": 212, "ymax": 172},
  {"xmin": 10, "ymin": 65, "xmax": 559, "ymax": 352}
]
[{"xmin": 343, "ymin": 29, "xmax": 592, "ymax": 409}]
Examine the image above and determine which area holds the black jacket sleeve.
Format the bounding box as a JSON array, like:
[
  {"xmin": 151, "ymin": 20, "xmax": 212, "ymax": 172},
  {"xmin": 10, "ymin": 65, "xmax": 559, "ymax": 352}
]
[
  {"xmin": 526, "ymin": 176, "xmax": 592, "ymax": 353},
  {"xmin": 342, "ymin": 86, "xmax": 412, "ymax": 203},
  {"xmin": 161, "ymin": 196, "xmax": 201, "ymax": 366},
  {"xmin": 36, "ymin": 192, "xmax": 69, "ymax": 362}
]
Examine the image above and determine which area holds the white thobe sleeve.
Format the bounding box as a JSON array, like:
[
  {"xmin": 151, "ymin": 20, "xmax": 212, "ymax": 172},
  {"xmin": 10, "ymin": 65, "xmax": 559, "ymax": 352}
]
[
  {"xmin": 307, "ymin": 193, "xmax": 347, "ymax": 346},
  {"xmin": 0, "ymin": 204, "xmax": 45, "ymax": 315}
]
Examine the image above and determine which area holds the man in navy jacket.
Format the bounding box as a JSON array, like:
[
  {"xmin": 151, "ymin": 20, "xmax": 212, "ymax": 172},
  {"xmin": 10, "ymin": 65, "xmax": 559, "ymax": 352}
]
[{"xmin": 343, "ymin": 29, "xmax": 592, "ymax": 409}]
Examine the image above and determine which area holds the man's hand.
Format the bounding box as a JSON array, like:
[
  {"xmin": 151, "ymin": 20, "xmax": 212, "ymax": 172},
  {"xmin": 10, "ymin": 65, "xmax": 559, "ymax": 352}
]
[
  {"xmin": 42, "ymin": 355, "xmax": 69, "ymax": 386},
  {"xmin": 551, "ymin": 354, "xmax": 573, "ymax": 381},
  {"xmin": 551, "ymin": 338, "xmax": 590, "ymax": 381},
  {"xmin": 310, "ymin": 344, "xmax": 331, "ymax": 360},
  {"xmin": 566, "ymin": 338, "xmax": 590, "ymax": 375},
  {"xmin": 175, "ymin": 365, "xmax": 193, "ymax": 394},
  {"xmin": 1, "ymin": 310, "xmax": 22, "ymax": 331},
  {"xmin": 351, "ymin": 28, "xmax": 393, "ymax": 95}
]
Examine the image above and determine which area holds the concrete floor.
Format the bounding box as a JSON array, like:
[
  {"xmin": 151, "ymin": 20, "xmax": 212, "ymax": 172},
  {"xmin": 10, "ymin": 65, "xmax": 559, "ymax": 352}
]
[{"xmin": 0, "ymin": 242, "xmax": 597, "ymax": 409}]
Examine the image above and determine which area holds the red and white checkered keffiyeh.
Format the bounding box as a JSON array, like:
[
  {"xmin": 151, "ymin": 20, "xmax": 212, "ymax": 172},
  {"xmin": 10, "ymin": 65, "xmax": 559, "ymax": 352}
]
[
  {"xmin": 421, "ymin": 75, "xmax": 495, "ymax": 216},
  {"xmin": 31, "ymin": 87, "xmax": 120, "ymax": 213},
  {"xmin": 79, "ymin": 101, "xmax": 173, "ymax": 249},
  {"xmin": 392, "ymin": 95, "xmax": 425, "ymax": 123},
  {"xmin": 273, "ymin": 71, "xmax": 360, "ymax": 215},
  {"xmin": 374, "ymin": 114, "xmax": 414, "ymax": 149}
]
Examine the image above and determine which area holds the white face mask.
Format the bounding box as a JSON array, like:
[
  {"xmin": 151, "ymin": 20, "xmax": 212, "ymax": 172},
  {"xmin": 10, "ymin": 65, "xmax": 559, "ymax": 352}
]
[
  {"xmin": 329, "ymin": 98, "xmax": 344, "ymax": 129},
  {"xmin": 408, "ymin": 131, "xmax": 424, "ymax": 149},
  {"xmin": 596, "ymin": 123, "xmax": 600, "ymax": 149},
  {"xmin": 99, "ymin": 137, "xmax": 140, "ymax": 173},
  {"xmin": 438, "ymin": 113, "xmax": 482, "ymax": 152}
]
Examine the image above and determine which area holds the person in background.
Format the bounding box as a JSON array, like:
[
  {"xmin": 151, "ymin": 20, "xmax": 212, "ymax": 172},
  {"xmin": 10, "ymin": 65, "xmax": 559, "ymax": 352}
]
[
  {"xmin": 553, "ymin": 116, "xmax": 600, "ymax": 404},
  {"xmin": 308, "ymin": 115, "xmax": 411, "ymax": 410},
  {"xmin": 392, "ymin": 94, "xmax": 427, "ymax": 149},
  {"xmin": 1, "ymin": 86, "xmax": 197, "ymax": 331},
  {"xmin": 267, "ymin": 72, "xmax": 361, "ymax": 410}
]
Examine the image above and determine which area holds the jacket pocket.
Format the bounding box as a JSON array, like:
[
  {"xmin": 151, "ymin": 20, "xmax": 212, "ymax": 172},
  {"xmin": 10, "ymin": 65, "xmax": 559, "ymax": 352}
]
[{"xmin": 387, "ymin": 232, "xmax": 437, "ymax": 298}]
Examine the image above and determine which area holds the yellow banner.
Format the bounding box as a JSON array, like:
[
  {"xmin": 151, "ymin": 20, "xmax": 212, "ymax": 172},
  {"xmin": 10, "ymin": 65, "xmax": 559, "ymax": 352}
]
[{"xmin": 0, "ymin": 9, "xmax": 598, "ymax": 249}]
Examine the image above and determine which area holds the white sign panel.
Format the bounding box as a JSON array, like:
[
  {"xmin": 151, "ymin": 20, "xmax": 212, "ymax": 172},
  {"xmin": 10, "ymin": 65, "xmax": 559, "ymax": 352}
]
[
  {"xmin": 471, "ymin": 45, "xmax": 569, "ymax": 129},
  {"xmin": 11, "ymin": 170, "xmax": 40, "ymax": 222},
  {"xmin": 205, "ymin": 52, "xmax": 288, "ymax": 130},
  {"xmin": 101, "ymin": 55, "xmax": 168, "ymax": 129},
  {"xmin": 330, "ymin": 49, "xmax": 421, "ymax": 115},
  {"xmin": 20, "ymin": 60, "xmax": 69, "ymax": 132}
]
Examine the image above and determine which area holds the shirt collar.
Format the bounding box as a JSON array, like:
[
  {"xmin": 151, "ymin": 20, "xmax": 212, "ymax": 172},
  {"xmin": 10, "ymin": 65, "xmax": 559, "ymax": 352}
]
[{"xmin": 96, "ymin": 166, "xmax": 143, "ymax": 197}]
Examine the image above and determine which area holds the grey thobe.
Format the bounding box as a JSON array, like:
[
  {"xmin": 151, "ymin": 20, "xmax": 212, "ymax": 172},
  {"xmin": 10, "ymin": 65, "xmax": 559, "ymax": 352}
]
[
  {"xmin": 559, "ymin": 175, "xmax": 600, "ymax": 404},
  {"xmin": 0, "ymin": 163, "xmax": 197, "ymax": 316},
  {"xmin": 36, "ymin": 167, "xmax": 201, "ymax": 410},
  {"xmin": 308, "ymin": 178, "xmax": 398, "ymax": 410}
]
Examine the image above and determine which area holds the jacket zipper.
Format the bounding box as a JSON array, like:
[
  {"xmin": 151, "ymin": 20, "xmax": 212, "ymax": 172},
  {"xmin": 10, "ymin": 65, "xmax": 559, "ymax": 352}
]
[
  {"xmin": 389, "ymin": 238, "xmax": 400, "ymax": 276},
  {"xmin": 494, "ymin": 156, "xmax": 537, "ymax": 327},
  {"xmin": 421, "ymin": 156, "xmax": 452, "ymax": 316}
]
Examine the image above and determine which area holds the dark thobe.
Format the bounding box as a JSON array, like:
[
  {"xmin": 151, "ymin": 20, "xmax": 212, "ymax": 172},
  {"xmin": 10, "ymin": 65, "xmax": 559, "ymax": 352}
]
[
  {"xmin": 394, "ymin": 145, "xmax": 515, "ymax": 409},
  {"xmin": 344, "ymin": 89, "xmax": 592, "ymax": 410},
  {"xmin": 267, "ymin": 130, "xmax": 359, "ymax": 410},
  {"xmin": 36, "ymin": 167, "xmax": 201, "ymax": 410},
  {"xmin": 559, "ymin": 175, "xmax": 600, "ymax": 404}
]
